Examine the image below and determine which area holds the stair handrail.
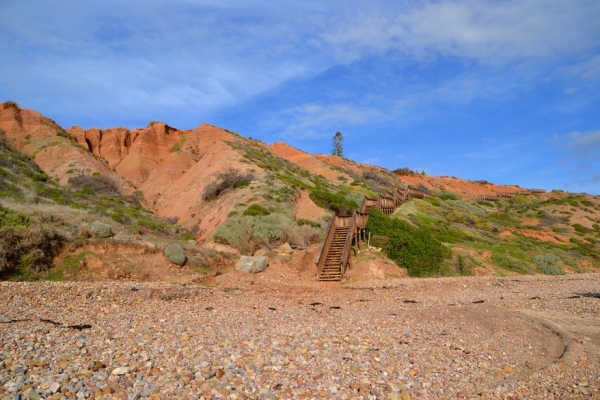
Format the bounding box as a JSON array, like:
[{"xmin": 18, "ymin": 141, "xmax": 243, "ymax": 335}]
[
  {"xmin": 315, "ymin": 215, "xmax": 336, "ymax": 278},
  {"xmin": 339, "ymin": 211, "xmax": 357, "ymax": 277}
]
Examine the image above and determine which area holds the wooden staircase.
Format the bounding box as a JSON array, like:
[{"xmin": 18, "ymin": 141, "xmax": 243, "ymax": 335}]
[
  {"xmin": 319, "ymin": 226, "xmax": 350, "ymax": 281},
  {"xmin": 315, "ymin": 185, "xmax": 435, "ymax": 281}
]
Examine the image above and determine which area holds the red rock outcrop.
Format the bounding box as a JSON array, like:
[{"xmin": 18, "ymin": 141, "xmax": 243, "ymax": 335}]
[{"xmin": 0, "ymin": 105, "xmax": 134, "ymax": 192}]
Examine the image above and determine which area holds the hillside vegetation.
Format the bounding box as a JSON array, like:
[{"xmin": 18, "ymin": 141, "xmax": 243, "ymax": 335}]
[
  {"xmin": 0, "ymin": 102, "xmax": 598, "ymax": 281},
  {"xmin": 0, "ymin": 130, "xmax": 219, "ymax": 280},
  {"xmin": 388, "ymin": 191, "xmax": 600, "ymax": 276}
]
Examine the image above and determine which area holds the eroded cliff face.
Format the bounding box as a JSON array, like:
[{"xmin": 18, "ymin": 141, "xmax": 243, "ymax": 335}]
[
  {"xmin": 0, "ymin": 105, "xmax": 134, "ymax": 193},
  {"xmin": 0, "ymin": 105, "xmax": 268, "ymax": 241}
]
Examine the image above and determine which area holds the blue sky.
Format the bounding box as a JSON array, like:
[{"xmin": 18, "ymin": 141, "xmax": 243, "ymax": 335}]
[{"xmin": 1, "ymin": 0, "xmax": 599, "ymax": 194}]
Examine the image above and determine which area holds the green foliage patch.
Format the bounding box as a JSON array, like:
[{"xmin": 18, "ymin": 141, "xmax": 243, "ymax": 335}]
[
  {"xmin": 243, "ymin": 204, "xmax": 271, "ymax": 216},
  {"xmin": 309, "ymin": 188, "xmax": 359, "ymax": 214},
  {"xmin": 366, "ymin": 208, "xmax": 451, "ymax": 277},
  {"xmin": 534, "ymin": 253, "xmax": 565, "ymax": 275}
]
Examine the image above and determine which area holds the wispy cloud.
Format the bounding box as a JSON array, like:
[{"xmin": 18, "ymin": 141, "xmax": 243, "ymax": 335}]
[
  {"xmin": 276, "ymin": 103, "xmax": 382, "ymax": 139},
  {"xmin": 319, "ymin": 0, "xmax": 600, "ymax": 65},
  {"xmin": 554, "ymin": 130, "xmax": 600, "ymax": 160}
]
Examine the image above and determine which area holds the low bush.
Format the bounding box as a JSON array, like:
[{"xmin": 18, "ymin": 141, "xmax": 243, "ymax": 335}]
[
  {"xmin": 213, "ymin": 214, "xmax": 291, "ymax": 254},
  {"xmin": 281, "ymin": 223, "xmax": 322, "ymax": 248},
  {"xmin": 2, "ymin": 101, "xmax": 18, "ymax": 109},
  {"xmin": 573, "ymin": 223, "xmax": 592, "ymax": 234},
  {"xmin": 445, "ymin": 199, "xmax": 487, "ymax": 218},
  {"xmin": 491, "ymin": 252, "xmax": 532, "ymax": 274},
  {"xmin": 362, "ymin": 170, "xmax": 391, "ymax": 187},
  {"xmin": 437, "ymin": 191, "xmax": 459, "ymax": 201},
  {"xmin": 0, "ymin": 206, "xmax": 31, "ymax": 228},
  {"xmin": 539, "ymin": 214, "xmax": 568, "ymax": 226},
  {"xmin": 309, "ymin": 188, "xmax": 359, "ymax": 214},
  {"xmin": 57, "ymin": 130, "xmax": 77, "ymax": 141},
  {"xmin": 68, "ymin": 174, "xmax": 120, "ymax": 195},
  {"xmin": 243, "ymin": 204, "xmax": 270, "ymax": 216},
  {"xmin": 202, "ymin": 167, "xmax": 255, "ymax": 202},
  {"xmin": 296, "ymin": 218, "xmax": 321, "ymax": 228},
  {"xmin": 392, "ymin": 167, "xmax": 417, "ymax": 176},
  {"xmin": 0, "ymin": 226, "xmax": 63, "ymax": 278},
  {"xmin": 366, "ymin": 208, "xmax": 451, "ymax": 277},
  {"xmin": 534, "ymin": 253, "xmax": 565, "ymax": 275}
]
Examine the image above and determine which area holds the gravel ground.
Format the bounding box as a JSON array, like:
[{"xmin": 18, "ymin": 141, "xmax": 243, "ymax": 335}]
[{"xmin": 1, "ymin": 273, "xmax": 599, "ymax": 399}]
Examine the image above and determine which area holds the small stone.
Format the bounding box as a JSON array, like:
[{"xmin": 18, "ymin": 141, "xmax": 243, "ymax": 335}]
[
  {"xmin": 386, "ymin": 382, "xmax": 400, "ymax": 392},
  {"xmin": 235, "ymin": 256, "xmax": 269, "ymax": 273},
  {"xmin": 254, "ymin": 248, "xmax": 269, "ymax": 257},
  {"xmin": 48, "ymin": 382, "xmax": 60, "ymax": 394},
  {"xmin": 525, "ymin": 361, "xmax": 533, "ymax": 369},
  {"xmin": 25, "ymin": 391, "xmax": 42, "ymax": 400},
  {"xmin": 502, "ymin": 365, "xmax": 513, "ymax": 373},
  {"xmin": 217, "ymin": 388, "xmax": 229, "ymax": 396},
  {"xmin": 350, "ymin": 365, "xmax": 360, "ymax": 373},
  {"xmin": 215, "ymin": 369, "xmax": 224, "ymax": 379},
  {"xmin": 111, "ymin": 367, "xmax": 130, "ymax": 375},
  {"xmin": 578, "ymin": 381, "xmax": 588, "ymax": 387},
  {"xmin": 278, "ymin": 243, "xmax": 293, "ymax": 255},
  {"xmin": 401, "ymin": 390, "xmax": 410, "ymax": 400},
  {"xmin": 91, "ymin": 361, "xmax": 104, "ymax": 372},
  {"xmin": 201, "ymin": 370, "xmax": 215, "ymax": 379}
]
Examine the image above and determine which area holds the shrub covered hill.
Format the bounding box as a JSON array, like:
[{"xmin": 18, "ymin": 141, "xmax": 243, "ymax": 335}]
[{"xmin": 0, "ymin": 101, "xmax": 598, "ymax": 281}]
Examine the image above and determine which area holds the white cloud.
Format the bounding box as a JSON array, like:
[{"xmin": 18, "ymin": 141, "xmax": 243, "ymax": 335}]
[
  {"xmin": 556, "ymin": 130, "xmax": 600, "ymax": 160},
  {"xmin": 571, "ymin": 55, "xmax": 600, "ymax": 81},
  {"xmin": 319, "ymin": 0, "xmax": 600, "ymax": 65},
  {"xmin": 277, "ymin": 104, "xmax": 382, "ymax": 139}
]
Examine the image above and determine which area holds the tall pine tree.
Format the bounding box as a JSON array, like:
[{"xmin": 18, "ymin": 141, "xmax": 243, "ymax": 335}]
[{"xmin": 331, "ymin": 131, "xmax": 343, "ymax": 157}]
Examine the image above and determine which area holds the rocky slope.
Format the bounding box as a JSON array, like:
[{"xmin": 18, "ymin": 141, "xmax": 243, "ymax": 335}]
[{"xmin": 1, "ymin": 101, "xmax": 598, "ymax": 279}]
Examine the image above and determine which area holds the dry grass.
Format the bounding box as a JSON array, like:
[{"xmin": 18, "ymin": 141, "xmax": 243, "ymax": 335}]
[{"xmin": 281, "ymin": 223, "xmax": 322, "ymax": 248}]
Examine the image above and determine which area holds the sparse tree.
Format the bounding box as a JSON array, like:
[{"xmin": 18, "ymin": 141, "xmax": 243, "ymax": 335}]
[{"xmin": 331, "ymin": 131, "xmax": 344, "ymax": 157}]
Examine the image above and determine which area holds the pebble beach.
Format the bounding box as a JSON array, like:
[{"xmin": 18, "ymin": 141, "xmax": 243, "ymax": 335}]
[{"xmin": 1, "ymin": 273, "xmax": 599, "ymax": 399}]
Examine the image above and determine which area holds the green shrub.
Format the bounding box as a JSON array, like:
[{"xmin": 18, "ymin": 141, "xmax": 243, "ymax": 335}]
[
  {"xmin": 56, "ymin": 130, "xmax": 77, "ymax": 141},
  {"xmin": 573, "ymin": 223, "xmax": 591, "ymax": 234},
  {"xmin": 426, "ymin": 197, "xmax": 441, "ymax": 207},
  {"xmin": 92, "ymin": 171, "xmax": 102, "ymax": 177},
  {"xmin": 2, "ymin": 101, "xmax": 18, "ymax": 109},
  {"xmin": 243, "ymin": 204, "xmax": 271, "ymax": 216},
  {"xmin": 233, "ymin": 180, "xmax": 250, "ymax": 189},
  {"xmin": 165, "ymin": 245, "xmax": 187, "ymax": 266},
  {"xmin": 213, "ymin": 214, "xmax": 291, "ymax": 254},
  {"xmin": 180, "ymin": 232, "xmax": 195, "ymax": 241},
  {"xmin": 437, "ymin": 191, "xmax": 459, "ymax": 201},
  {"xmin": 0, "ymin": 207, "xmax": 31, "ymax": 228},
  {"xmin": 491, "ymin": 252, "xmax": 532, "ymax": 274},
  {"xmin": 309, "ymin": 188, "xmax": 358, "ymax": 214},
  {"xmin": 534, "ymin": 253, "xmax": 565, "ymax": 275},
  {"xmin": 296, "ymin": 218, "xmax": 321, "ymax": 228},
  {"xmin": 0, "ymin": 227, "xmax": 63, "ymax": 278},
  {"xmin": 137, "ymin": 218, "xmax": 166, "ymax": 232},
  {"xmin": 30, "ymin": 172, "xmax": 49, "ymax": 182},
  {"xmin": 366, "ymin": 208, "xmax": 451, "ymax": 277},
  {"xmin": 446, "ymin": 200, "xmax": 487, "ymax": 217},
  {"xmin": 509, "ymin": 195, "xmax": 530, "ymax": 204}
]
